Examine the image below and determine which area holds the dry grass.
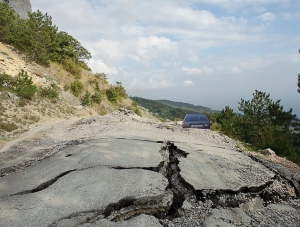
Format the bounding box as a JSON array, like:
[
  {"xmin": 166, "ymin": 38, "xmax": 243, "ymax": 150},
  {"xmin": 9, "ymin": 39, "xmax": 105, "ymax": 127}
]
[{"xmin": 0, "ymin": 41, "xmax": 146, "ymax": 140}]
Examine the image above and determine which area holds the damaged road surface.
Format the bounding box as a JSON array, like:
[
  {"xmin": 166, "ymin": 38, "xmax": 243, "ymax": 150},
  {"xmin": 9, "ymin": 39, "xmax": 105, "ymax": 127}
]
[{"xmin": 0, "ymin": 120, "xmax": 300, "ymax": 226}]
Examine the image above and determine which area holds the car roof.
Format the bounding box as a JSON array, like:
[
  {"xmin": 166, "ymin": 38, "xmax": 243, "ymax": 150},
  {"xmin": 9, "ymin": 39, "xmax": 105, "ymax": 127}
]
[{"xmin": 185, "ymin": 113, "xmax": 207, "ymax": 116}]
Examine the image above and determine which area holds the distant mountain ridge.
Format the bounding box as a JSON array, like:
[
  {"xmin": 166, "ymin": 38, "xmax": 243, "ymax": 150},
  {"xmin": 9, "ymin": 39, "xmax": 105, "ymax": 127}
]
[
  {"xmin": 155, "ymin": 99, "xmax": 220, "ymax": 113},
  {"xmin": 131, "ymin": 97, "xmax": 220, "ymax": 120}
]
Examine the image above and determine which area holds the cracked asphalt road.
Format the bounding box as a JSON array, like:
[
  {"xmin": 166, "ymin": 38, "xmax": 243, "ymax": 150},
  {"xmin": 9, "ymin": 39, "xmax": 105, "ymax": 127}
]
[{"xmin": 0, "ymin": 109, "xmax": 299, "ymax": 226}]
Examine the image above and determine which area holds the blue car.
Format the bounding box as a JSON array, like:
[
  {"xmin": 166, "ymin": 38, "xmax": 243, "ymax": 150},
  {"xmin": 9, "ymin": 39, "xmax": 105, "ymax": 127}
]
[{"xmin": 182, "ymin": 113, "xmax": 210, "ymax": 129}]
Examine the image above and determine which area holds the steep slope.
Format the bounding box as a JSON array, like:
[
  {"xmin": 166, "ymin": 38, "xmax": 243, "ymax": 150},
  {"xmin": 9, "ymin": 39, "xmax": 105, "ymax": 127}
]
[{"xmin": 0, "ymin": 42, "xmax": 137, "ymax": 142}]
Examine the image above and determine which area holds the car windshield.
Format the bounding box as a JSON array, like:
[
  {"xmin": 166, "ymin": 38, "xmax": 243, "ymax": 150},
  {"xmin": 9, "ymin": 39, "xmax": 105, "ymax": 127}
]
[{"xmin": 185, "ymin": 114, "xmax": 208, "ymax": 122}]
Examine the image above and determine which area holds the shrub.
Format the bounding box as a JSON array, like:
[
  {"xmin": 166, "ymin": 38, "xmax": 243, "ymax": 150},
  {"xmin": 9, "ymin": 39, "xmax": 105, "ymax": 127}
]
[
  {"xmin": 38, "ymin": 84, "xmax": 59, "ymax": 99},
  {"xmin": 91, "ymin": 91, "xmax": 102, "ymax": 104},
  {"xmin": 69, "ymin": 80, "xmax": 83, "ymax": 97},
  {"xmin": 0, "ymin": 73, "xmax": 14, "ymax": 91},
  {"xmin": 106, "ymin": 86, "xmax": 119, "ymax": 103},
  {"xmin": 78, "ymin": 61, "xmax": 91, "ymax": 71},
  {"xmin": 129, "ymin": 102, "xmax": 141, "ymax": 116},
  {"xmin": 63, "ymin": 58, "xmax": 82, "ymax": 79},
  {"xmin": 81, "ymin": 91, "xmax": 91, "ymax": 106},
  {"xmin": 63, "ymin": 84, "xmax": 69, "ymax": 91},
  {"xmin": 14, "ymin": 70, "xmax": 37, "ymax": 99},
  {"xmin": 95, "ymin": 73, "xmax": 107, "ymax": 81},
  {"xmin": 116, "ymin": 82, "xmax": 127, "ymax": 98}
]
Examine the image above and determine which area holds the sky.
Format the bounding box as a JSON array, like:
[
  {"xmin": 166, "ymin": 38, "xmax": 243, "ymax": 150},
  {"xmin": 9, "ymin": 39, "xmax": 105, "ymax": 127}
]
[{"xmin": 31, "ymin": 0, "xmax": 300, "ymax": 116}]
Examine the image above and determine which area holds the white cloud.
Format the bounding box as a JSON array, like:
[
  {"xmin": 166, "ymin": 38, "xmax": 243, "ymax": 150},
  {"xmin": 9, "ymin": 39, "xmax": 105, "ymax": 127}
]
[
  {"xmin": 282, "ymin": 12, "xmax": 300, "ymax": 20},
  {"xmin": 184, "ymin": 80, "xmax": 195, "ymax": 86},
  {"xmin": 30, "ymin": 0, "xmax": 300, "ymax": 116},
  {"xmin": 184, "ymin": 0, "xmax": 290, "ymax": 12},
  {"xmin": 258, "ymin": 12, "xmax": 276, "ymax": 21},
  {"xmin": 182, "ymin": 67, "xmax": 201, "ymax": 75},
  {"xmin": 129, "ymin": 77, "xmax": 175, "ymax": 90},
  {"xmin": 182, "ymin": 66, "xmax": 213, "ymax": 75},
  {"xmin": 135, "ymin": 36, "xmax": 178, "ymax": 65},
  {"xmin": 88, "ymin": 59, "xmax": 118, "ymax": 75}
]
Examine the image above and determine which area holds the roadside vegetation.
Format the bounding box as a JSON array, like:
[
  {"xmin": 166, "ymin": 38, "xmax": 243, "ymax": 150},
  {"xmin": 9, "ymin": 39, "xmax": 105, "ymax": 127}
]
[
  {"xmin": 1, "ymin": 2, "xmax": 299, "ymax": 166},
  {"xmin": 133, "ymin": 92, "xmax": 300, "ymax": 166},
  {"xmin": 207, "ymin": 90, "xmax": 300, "ymax": 166},
  {"xmin": 0, "ymin": 3, "xmax": 133, "ymax": 107},
  {"xmin": 0, "ymin": 3, "xmax": 141, "ymax": 136}
]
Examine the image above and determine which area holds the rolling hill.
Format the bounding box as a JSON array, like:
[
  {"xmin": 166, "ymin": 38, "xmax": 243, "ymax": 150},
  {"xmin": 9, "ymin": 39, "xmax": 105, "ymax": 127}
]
[{"xmin": 131, "ymin": 97, "xmax": 220, "ymax": 120}]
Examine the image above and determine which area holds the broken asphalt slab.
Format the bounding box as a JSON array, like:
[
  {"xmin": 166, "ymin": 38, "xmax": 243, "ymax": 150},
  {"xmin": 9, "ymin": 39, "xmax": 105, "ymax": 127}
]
[
  {"xmin": 178, "ymin": 146, "xmax": 275, "ymax": 192},
  {"xmin": 0, "ymin": 127, "xmax": 300, "ymax": 226}
]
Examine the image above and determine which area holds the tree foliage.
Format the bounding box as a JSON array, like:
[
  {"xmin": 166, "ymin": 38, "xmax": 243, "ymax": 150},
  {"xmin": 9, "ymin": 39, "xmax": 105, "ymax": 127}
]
[
  {"xmin": 218, "ymin": 106, "xmax": 242, "ymax": 138},
  {"xmin": 14, "ymin": 70, "xmax": 37, "ymax": 99},
  {"xmin": 0, "ymin": 3, "xmax": 19, "ymax": 43},
  {"xmin": 0, "ymin": 3, "xmax": 91, "ymax": 69},
  {"xmin": 298, "ymin": 74, "xmax": 300, "ymax": 93},
  {"xmin": 216, "ymin": 90, "xmax": 299, "ymax": 165}
]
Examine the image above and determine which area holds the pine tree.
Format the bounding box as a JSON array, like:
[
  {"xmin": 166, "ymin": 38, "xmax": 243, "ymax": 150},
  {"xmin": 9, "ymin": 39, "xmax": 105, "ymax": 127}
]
[
  {"xmin": 298, "ymin": 74, "xmax": 300, "ymax": 93},
  {"xmin": 23, "ymin": 10, "xmax": 58, "ymax": 66},
  {"xmin": 0, "ymin": 2, "xmax": 18, "ymax": 43}
]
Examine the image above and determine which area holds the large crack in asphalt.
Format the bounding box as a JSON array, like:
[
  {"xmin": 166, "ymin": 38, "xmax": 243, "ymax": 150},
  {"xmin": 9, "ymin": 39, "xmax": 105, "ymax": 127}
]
[
  {"xmin": 5, "ymin": 138, "xmax": 299, "ymax": 226},
  {"xmin": 157, "ymin": 142, "xmax": 300, "ymax": 227},
  {"xmin": 47, "ymin": 140, "xmax": 300, "ymax": 226},
  {"xmin": 8, "ymin": 169, "xmax": 77, "ymax": 197},
  {"xmin": 248, "ymin": 153, "xmax": 300, "ymax": 197}
]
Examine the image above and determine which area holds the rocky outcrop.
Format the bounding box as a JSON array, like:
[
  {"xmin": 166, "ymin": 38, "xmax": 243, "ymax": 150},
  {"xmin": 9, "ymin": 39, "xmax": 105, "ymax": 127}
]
[{"xmin": 0, "ymin": 0, "xmax": 32, "ymax": 19}]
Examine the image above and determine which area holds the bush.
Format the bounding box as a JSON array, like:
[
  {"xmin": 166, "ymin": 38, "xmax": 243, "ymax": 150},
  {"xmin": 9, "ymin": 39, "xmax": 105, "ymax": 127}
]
[
  {"xmin": 81, "ymin": 91, "xmax": 91, "ymax": 106},
  {"xmin": 95, "ymin": 73, "xmax": 107, "ymax": 81},
  {"xmin": 69, "ymin": 80, "xmax": 83, "ymax": 97},
  {"xmin": 38, "ymin": 84, "xmax": 59, "ymax": 99},
  {"xmin": 63, "ymin": 84, "xmax": 69, "ymax": 91},
  {"xmin": 106, "ymin": 86, "xmax": 119, "ymax": 103},
  {"xmin": 14, "ymin": 70, "xmax": 37, "ymax": 99},
  {"xmin": 116, "ymin": 82, "xmax": 127, "ymax": 98},
  {"xmin": 63, "ymin": 58, "xmax": 82, "ymax": 79},
  {"xmin": 0, "ymin": 73, "xmax": 14, "ymax": 91},
  {"xmin": 91, "ymin": 91, "xmax": 102, "ymax": 104},
  {"xmin": 129, "ymin": 102, "xmax": 141, "ymax": 116}
]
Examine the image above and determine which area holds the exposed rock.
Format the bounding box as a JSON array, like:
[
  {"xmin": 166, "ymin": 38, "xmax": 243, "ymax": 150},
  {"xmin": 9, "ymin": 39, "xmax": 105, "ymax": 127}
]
[
  {"xmin": 260, "ymin": 148, "xmax": 276, "ymax": 156},
  {"xmin": 0, "ymin": 0, "xmax": 32, "ymax": 19},
  {"xmin": 7, "ymin": 92, "xmax": 19, "ymax": 100}
]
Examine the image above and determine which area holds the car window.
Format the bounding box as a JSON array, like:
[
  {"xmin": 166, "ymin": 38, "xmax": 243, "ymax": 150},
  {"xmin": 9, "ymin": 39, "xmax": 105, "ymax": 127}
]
[{"xmin": 185, "ymin": 114, "xmax": 208, "ymax": 122}]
